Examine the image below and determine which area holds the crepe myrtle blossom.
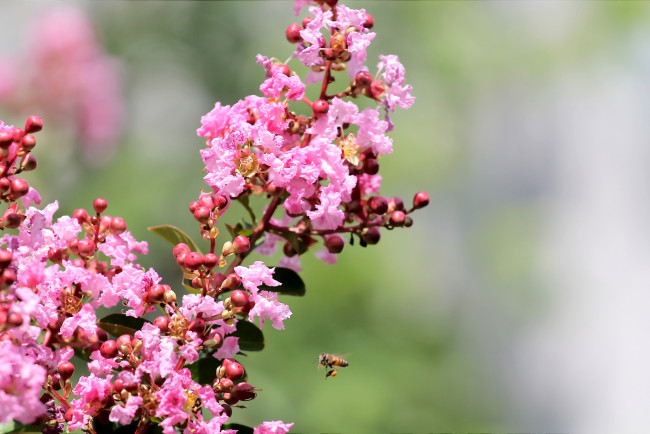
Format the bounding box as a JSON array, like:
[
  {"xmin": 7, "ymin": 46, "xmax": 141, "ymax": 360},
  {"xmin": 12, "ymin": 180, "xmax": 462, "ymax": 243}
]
[{"xmin": 0, "ymin": 1, "xmax": 429, "ymax": 432}]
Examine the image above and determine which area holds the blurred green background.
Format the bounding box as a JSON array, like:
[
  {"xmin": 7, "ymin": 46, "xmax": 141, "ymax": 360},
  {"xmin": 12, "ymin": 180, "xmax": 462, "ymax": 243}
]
[{"xmin": 3, "ymin": 1, "xmax": 650, "ymax": 432}]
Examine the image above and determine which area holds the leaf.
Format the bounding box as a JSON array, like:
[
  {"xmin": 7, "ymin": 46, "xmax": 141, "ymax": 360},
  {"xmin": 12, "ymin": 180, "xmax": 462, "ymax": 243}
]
[
  {"xmin": 277, "ymin": 231, "xmax": 307, "ymax": 255},
  {"xmin": 222, "ymin": 424, "xmax": 254, "ymax": 434},
  {"xmin": 148, "ymin": 225, "xmax": 201, "ymax": 254},
  {"xmin": 97, "ymin": 313, "xmax": 150, "ymax": 338},
  {"xmin": 232, "ymin": 320, "xmax": 265, "ymax": 351},
  {"xmin": 188, "ymin": 356, "xmax": 221, "ymax": 385},
  {"xmin": 237, "ymin": 195, "xmax": 257, "ymax": 225},
  {"xmin": 261, "ymin": 267, "xmax": 305, "ymax": 296},
  {"xmin": 226, "ymin": 222, "xmax": 253, "ymax": 239}
]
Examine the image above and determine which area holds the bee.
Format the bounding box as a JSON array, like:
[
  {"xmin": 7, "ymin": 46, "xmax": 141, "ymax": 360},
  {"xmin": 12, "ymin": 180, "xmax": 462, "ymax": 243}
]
[{"xmin": 318, "ymin": 353, "xmax": 349, "ymax": 378}]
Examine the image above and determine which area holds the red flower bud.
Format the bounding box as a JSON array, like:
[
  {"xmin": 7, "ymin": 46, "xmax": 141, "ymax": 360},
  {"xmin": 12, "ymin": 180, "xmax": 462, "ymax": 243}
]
[
  {"xmin": 363, "ymin": 227, "xmax": 381, "ymax": 245},
  {"xmin": 233, "ymin": 235, "xmax": 250, "ymax": 253},
  {"xmin": 73, "ymin": 208, "xmax": 89, "ymax": 225},
  {"xmin": 225, "ymin": 360, "xmax": 244, "ymax": 381},
  {"xmin": 325, "ymin": 235, "xmax": 345, "ymax": 254},
  {"xmin": 367, "ymin": 196, "xmax": 388, "ymax": 215},
  {"xmin": 355, "ymin": 71, "xmax": 372, "ymax": 88},
  {"xmin": 389, "ymin": 210, "xmax": 406, "ymax": 227},
  {"xmin": 77, "ymin": 239, "xmax": 96, "ymax": 258},
  {"xmin": 93, "ymin": 198, "xmax": 108, "ymax": 214},
  {"xmin": 364, "ymin": 12, "xmax": 374, "ymax": 29},
  {"xmin": 230, "ymin": 289, "xmax": 249, "ymax": 308},
  {"xmin": 58, "ymin": 361, "xmax": 75, "ymax": 380},
  {"xmin": 110, "ymin": 217, "xmax": 127, "ymax": 234},
  {"xmin": 183, "ymin": 252, "xmax": 204, "ymax": 270},
  {"xmin": 203, "ymin": 253, "xmax": 219, "ymax": 269},
  {"xmin": 0, "ymin": 132, "xmax": 13, "ymax": 149},
  {"xmin": 173, "ymin": 243, "xmax": 191, "ymax": 258},
  {"xmin": 10, "ymin": 178, "xmax": 29, "ymax": 198},
  {"xmin": 100, "ymin": 340, "xmax": 119, "ymax": 359},
  {"xmin": 24, "ymin": 116, "xmax": 43, "ymax": 134},
  {"xmin": 413, "ymin": 191, "xmax": 430, "ymax": 209},
  {"xmin": 312, "ymin": 99, "xmax": 329, "ymax": 117},
  {"xmin": 286, "ymin": 23, "xmax": 303, "ymax": 43},
  {"xmin": 154, "ymin": 316, "xmax": 170, "ymax": 333}
]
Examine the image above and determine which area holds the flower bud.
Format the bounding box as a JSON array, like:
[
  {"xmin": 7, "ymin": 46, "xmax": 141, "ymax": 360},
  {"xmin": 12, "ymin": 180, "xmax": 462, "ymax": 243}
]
[
  {"xmin": 362, "ymin": 227, "xmax": 381, "ymax": 245},
  {"xmin": 183, "ymin": 252, "xmax": 204, "ymax": 270},
  {"xmin": 389, "ymin": 210, "xmax": 406, "ymax": 227},
  {"xmin": 230, "ymin": 289, "xmax": 249, "ymax": 308},
  {"xmin": 10, "ymin": 178, "xmax": 29, "ymax": 198},
  {"xmin": 73, "ymin": 208, "xmax": 89, "ymax": 225},
  {"xmin": 218, "ymin": 378, "xmax": 234, "ymax": 391},
  {"xmin": 100, "ymin": 340, "xmax": 119, "ymax": 359},
  {"xmin": 203, "ymin": 253, "xmax": 219, "ymax": 269},
  {"xmin": 220, "ymin": 273, "xmax": 242, "ymax": 291},
  {"xmin": 173, "ymin": 243, "xmax": 191, "ymax": 258},
  {"xmin": 7, "ymin": 312, "xmax": 23, "ymax": 327},
  {"xmin": 224, "ymin": 360, "xmax": 244, "ymax": 381},
  {"xmin": 367, "ymin": 196, "xmax": 388, "ymax": 215},
  {"xmin": 413, "ymin": 191, "xmax": 430, "ymax": 209},
  {"xmin": 286, "ymin": 23, "xmax": 303, "ymax": 43},
  {"xmin": 233, "ymin": 235, "xmax": 250, "ymax": 253},
  {"xmin": 275, "ymin": 64, "xmax": 291, "ymax": 76},
  {"xmin": 110, "ymin": 217, "xmax": 127, "ymax": 234},
  {"xmin": 113, "ymin": 378, "xmax": 124, "ymax": 394},
  {"xmin": 214, "ymin": 194, "xmax": 228, "ymax": 209},
  {"xmin": 77, "ymin": 239, "xmax": 96, "ymax": 258},
  {"xmin": 0, "ymin": 178, "xmax": 10, "ymax": 193},
  {"xmin": 404, "ymin": 216, "xmax": 413, "ymax": 228},
  {"xmin": 0, "ymin": 249, "xmax": 13, "ymax": 268},
  {"xmin": 312, "ymin": 99, "xmax": 329, "ymax": 117},
  {"xmin": 146, "ymin": 284, "xmax": 166, "ymax": 304},
  {"xmin": 93, "ymin": 198, "xmax": 108, "ymax": 214},
  {"xmin": 363, "ymin": 158, "xmax": 379, "ymax": 175},
  {"xmin": 154, "ymin": 315, "xmax": 170, "ymax": 333},
  {"xmin": 164, "ymin": 289, "xmax": 177, "ymax": 304},
  {"xmin": 355, "ymin": 71, "xmax": 372, "ymax": 88},
  {"xmin": 117, "ymin": 334, "xmax": 132, "ymax": 352},
  {"xmin": 193, "ymin": 206, "xmax": 211, "ymax": 223},
  {"xmin": 232, "ymin": 382, "xmax": 256, "ymax": 401},
  {"xmin": 197, "ymin": 195, "xmax": 215, "ymax": 210},
  {"xmin": 0, "ymin": 132, "xmax": 13, "ymax": 149},
  {"xmin": 24, "ymin": 116, "xmax": 43, "ymax": 134},
  {"xmin": 388, "ymin": 196, "xmax": 405, "ymax": 212},
  {"xmin": 364, "ymin": 12, "xmax": 374, "ymax": 29},
  {"xmin": 58, "ymin": 361, "xmax": 74, "ymax": 380},
  {"xmin": 19, "ymin": 135, "xmax": 36, "ymax": 153},
  {"xmin": 283, "ymin": 242, "xmax": 297, "ymax": 257},
  {"xmin": 204, "ymin": 332, "xmax": 223, "ymax": 349},
  {"xmin": 325, "ymin": 235, "xmax": 345, "ymax": 254},
  {"xmin": 188, "ymin": 318, "xmax": 206, "ymax": 335}
]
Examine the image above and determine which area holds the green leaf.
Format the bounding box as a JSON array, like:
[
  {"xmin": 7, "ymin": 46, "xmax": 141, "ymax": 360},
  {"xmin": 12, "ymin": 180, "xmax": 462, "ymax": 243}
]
[
  {"xmin": 188, "ymin": 356, "xmax": 221, "ymax": 385},
  {"xmin": 222, "ymin": 424, "xmax": 254, "ymax": 434},
  {"xmin": 237, "ymin": 195, "xmax": 257, "ymax": 225},
  {"xmin": 226, "ymin": 222, "xmax": 253, "ymax": 239},
  {"xmin": 232, "ymin": 320, "xmax": 265, "ymax": 351},
  {"xmin": 97, "ymin": 313, "xmax": 150, "ymax": 337},
  {"xmin": 148, "ymin": 225, "xmax": 201, "ymax": 254},
  {"xmin": 1, "ymin": 422, "xmax": 43, "ymax": 434},
  {"xmin": 261, "ymin": 267, "xmax": 305, "ymax": 296}
]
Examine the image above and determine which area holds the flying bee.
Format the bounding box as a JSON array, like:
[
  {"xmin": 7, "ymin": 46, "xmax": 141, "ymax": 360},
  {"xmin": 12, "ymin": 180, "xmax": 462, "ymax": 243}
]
[{"xmin": 318, "ymin": 353, "xmax": 349, "ymax": 378}]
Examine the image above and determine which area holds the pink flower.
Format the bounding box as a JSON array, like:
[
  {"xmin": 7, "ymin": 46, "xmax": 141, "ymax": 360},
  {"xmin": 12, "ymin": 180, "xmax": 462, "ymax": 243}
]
[
  {"xmin": 109, "ymin": 395, "xmax": 142, "ymax": 425},
  {"xmin": 357, "ymin": 173, "xmax": 382, "ymax": 197},
  {"xmin": 293, "ymin": 0, "xmax": 311, "ymax": 16},
  {"xmin": 88, "ymin": 349, "xmax": 119, "ymax": 376},
  {"xmin": 60, "ymin": 303, "xmax": 97, "ymax": 339},
  {"xmin": 260, "ymin": 70, "xmax": 306, "ymax": 101},
  {"xmin": 249, "ymin": 291, "xmax": 292, "ymax": 330},
  {"xmin": 135, "ymin": 323, "xmax": 178, "ymax": 380},
  {"xmin": 69, "ymin": 374, "xmax": 113, "ymax": 430},
  {"xmin": 234, "ymin": 261, "xmax": 281, "ymax": 295},
  {"xmin": 214, "ymin": 336, "xmax": 240, "ymax": 359},
  {"xmin": 0, "ymin": 342, "xmax": 47, "ymax": 424},
  {"xmin": 377, "ymin": 55, "xmax": 414, "ymax": 112},
  {"xmin": 254, "ymin": 420, "xmax": 294, "ymax": 434},
  {"xmin": 355, "ymin": 108, "xmax": 393, "ymax": 155},
  {"xmin": 197, "ymin": 102, "xmax": 233, "ymax": 140},
  {"xmin": 306, "ymin": 183, "xmax": 345, "ymax": 230},
  {"xmin": 296, "ymin": 7, "xmax": 332, "ymax": 67}
]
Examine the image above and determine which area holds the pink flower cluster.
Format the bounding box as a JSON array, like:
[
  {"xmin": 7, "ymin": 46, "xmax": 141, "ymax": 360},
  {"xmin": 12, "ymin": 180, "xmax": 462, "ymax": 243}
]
[
  {"xmin": 198, "ymin": 0, "xmax": 420, "ymax": 272},
  {"xmin": 0, "ymin": 1, "xmax": 428, "ymax": 433}
]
